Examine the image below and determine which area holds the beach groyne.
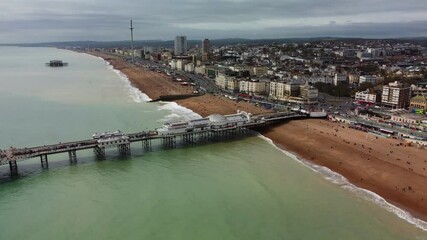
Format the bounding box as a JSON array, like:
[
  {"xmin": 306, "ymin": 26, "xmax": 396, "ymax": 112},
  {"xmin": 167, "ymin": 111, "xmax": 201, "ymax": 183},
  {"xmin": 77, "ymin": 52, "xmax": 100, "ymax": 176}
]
[{"xmin": 151, "ymin": 93, "xmax": 203, "ymax": 102}]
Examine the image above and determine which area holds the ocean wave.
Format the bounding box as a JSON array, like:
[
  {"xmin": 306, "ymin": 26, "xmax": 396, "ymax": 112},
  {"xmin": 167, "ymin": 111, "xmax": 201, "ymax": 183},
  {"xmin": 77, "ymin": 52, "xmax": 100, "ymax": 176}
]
[
  {"xmin": 89, "ymin": 54, "xmax": 201, "ymax": 121},
  {"xmin": 89, "ymin": 56, "xmax": 151, "ymax": 103},
  {"xmin": 110, "ymin": 67, "xmax": 152, "ymax": 103},
  {"xmin": 157, "ymin": 101, "xmax": 202, "ymax": 123},
  {"xmin": 258, "ymin": 134, "xmax": 427, "ymax": 232}
]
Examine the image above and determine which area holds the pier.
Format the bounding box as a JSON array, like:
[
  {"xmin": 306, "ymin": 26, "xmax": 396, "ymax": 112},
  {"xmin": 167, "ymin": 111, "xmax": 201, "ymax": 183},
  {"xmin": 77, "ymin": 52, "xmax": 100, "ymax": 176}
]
[
  {"xmin": 0, "ymin": 111, "xmax": 309, "ymax": 175},
  {"xmin": 45, "ymin": 60, "xmax": 68, "ymax": 67}
]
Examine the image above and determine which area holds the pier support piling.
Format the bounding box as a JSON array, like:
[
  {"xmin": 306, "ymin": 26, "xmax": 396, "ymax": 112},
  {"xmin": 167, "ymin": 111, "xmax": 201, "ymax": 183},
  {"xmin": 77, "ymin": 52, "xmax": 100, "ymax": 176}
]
[
  {"xmin": 94, "ymin": 147, "xmax": 105, "ymax": 160},
  {"xmin": 237, "ymin": 127, "xmax": 243, "ymax": 136},
  {"xmin": 182, "ymin": 133, "xmax": 195, "ymax": 145},
  {"xmin": 69, "ymin": 150, "xmax": 77, "ymax": 164},
  {"xmin": 118, "ymin": 144, "xmax": 131, "ymax": 156},
  {"xmin": 198, "ymin": 132, "xmax": 207, "ymax": 142},
  {"xmin": 40, "ymin": 154, "xmax": 48, "ymax": 169},
  {"xmin": 209, "ymin": 132, "xmax": 216, "ymax": 142},
  {"xmin": 9, "ymin": 160, "xmax": 18, "ymax": 175},
  {"xmin": 207, "ymin": 131, "xmax": 213, "ymax": 141},
  {"xmin": 162, "ymin": 136, "xmax": 176, "ymax": 148},
  {"xmin": 142, "ymin": 139, "xmax": 151, "ymax": 150}
]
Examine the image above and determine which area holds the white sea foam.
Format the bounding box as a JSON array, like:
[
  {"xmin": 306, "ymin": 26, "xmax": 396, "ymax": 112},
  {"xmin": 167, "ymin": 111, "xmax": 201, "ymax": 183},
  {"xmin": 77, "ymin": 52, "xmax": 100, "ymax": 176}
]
[
  {"xmin": 85, "ymin": 53, "xmax": 152, "ymax": 103},
  {"xmin": 258, "ymin": 134, "xmax": 427, "ymax": 232},
  {"xmin": 91, "ymin": 55, "xmax": 201, "ymax": 122},
  {"xmin": 103, "ymin": 61, "xmax": 152, "ymax": 103},
  {"xmin": 157, "ymin": 101, "xmax": 202, "ymax": 123}
]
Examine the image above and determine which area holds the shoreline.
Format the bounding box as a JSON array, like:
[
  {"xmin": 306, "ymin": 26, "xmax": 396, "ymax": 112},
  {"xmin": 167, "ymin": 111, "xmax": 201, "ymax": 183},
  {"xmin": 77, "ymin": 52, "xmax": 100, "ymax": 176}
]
[
  {"xmin": 258, "ymin": 134, "xmax": 427, "ymax": 231},
  {"xmin": 88, "ymin": 51, "xmax": 427, "ymax": 228},
  {"xmin": 259, "ymin": 120, "xmax": 427, "ymax": 223}
]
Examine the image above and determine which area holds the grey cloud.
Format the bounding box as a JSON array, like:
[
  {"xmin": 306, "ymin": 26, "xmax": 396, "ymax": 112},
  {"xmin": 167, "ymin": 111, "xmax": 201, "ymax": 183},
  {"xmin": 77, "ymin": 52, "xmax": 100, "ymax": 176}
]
[
  {"xmin": 269, "ymin": 21, "xmax": 427, "ymax": 38},
  {"xmin": 0, "ymin": 0, "xmax": 426, "ymax": 43}
]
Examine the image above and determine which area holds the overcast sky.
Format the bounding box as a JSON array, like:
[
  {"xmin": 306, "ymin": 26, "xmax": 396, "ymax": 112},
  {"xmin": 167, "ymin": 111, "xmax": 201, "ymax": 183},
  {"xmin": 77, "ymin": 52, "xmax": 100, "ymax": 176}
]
[{"xmin": 1, "ymin": 0, "xmax": 427, "ymax": 43}]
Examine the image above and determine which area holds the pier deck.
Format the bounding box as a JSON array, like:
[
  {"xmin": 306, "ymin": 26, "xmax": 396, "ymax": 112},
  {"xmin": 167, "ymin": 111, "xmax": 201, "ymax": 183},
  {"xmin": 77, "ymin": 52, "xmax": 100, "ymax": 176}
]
[{"xmin": 0, "ymin": 111, "xmax": 309, "ymax": 174}]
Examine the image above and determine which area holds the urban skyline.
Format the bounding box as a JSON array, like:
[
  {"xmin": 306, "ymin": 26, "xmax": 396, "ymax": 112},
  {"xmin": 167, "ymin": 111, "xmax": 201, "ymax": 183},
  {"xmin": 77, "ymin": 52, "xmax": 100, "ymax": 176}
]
[{"xmin": 1, "ymin": 0, "xmax": 427, "ymax": 43}]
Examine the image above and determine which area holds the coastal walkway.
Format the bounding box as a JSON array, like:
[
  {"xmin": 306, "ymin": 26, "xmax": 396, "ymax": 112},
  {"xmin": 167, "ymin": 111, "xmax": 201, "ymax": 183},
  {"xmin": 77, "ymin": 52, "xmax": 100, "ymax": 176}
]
[{"xmin": 0, "ymin": 111, "xmax": 308, "ymax": 175}]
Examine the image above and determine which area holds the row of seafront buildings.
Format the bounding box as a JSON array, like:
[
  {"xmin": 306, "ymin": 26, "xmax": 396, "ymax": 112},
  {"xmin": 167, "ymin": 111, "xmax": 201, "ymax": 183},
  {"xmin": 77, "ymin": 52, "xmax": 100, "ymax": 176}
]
[
  {"xmin": 168, "ymin": 58, "xmax": 320, "ymax": 104},
  {"xmin": 355, "ymin": 81, "xmax": 427, "ymax": 110},
  {"xmin": 214, "ymin": 72, "xmax": 319, "ymax": 104}
]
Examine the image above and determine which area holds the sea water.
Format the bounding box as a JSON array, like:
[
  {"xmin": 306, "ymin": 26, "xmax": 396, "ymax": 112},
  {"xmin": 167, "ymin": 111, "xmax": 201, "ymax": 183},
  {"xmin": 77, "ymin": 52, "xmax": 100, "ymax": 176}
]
[{"xmin": 0, "ymin": 47, "xmax": 426, "ymax": 239}]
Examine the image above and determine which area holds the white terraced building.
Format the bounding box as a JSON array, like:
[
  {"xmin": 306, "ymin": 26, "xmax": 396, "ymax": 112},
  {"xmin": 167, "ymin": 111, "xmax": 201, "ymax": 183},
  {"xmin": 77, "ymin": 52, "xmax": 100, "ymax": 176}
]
[
  {"xmin": 239, "ymin": 80, "xmax": 268, "ymax": 95},
  {"xmin": 215, "ymin": 73, "xmax": 228, "ymax": 90},
  {"xmin": 269, "ymin": 82, "xmax": 286, "ymax": 100},
  {"xmin": 355, "ymin": 90, "xmax": 377, "ymax": 104}
]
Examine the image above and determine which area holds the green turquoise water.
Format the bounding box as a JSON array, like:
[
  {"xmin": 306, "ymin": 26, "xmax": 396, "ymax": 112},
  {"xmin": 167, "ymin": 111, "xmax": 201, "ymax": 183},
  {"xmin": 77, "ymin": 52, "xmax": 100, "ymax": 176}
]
[{"xmin": 0, "ymin": 47, "xmax": 426, "ymax": 239}]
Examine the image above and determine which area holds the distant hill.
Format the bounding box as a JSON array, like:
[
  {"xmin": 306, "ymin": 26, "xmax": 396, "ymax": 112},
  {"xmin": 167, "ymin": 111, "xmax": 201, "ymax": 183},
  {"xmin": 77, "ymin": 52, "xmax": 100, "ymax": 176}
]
[{"xmin": 2, "ymin": 37, "xmax": 426, "ymax": 48}]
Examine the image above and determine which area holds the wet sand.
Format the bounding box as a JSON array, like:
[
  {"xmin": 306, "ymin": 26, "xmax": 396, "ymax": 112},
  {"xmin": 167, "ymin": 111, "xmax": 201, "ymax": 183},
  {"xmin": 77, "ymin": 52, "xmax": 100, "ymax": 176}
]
[{"xmin": 90, "ymin": 52, "xmax": 427, "ymax": 222}]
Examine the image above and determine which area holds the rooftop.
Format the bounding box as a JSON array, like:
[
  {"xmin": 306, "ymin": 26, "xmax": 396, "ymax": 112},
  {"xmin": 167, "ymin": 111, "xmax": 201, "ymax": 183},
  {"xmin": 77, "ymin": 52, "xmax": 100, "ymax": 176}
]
[
  {"xmin": 411, "ymin": 95, "xmax": 427, "ymax": 102},
  {"xmin": 396, "ymin": 113, "xmax": 427, "ymax": 120}
]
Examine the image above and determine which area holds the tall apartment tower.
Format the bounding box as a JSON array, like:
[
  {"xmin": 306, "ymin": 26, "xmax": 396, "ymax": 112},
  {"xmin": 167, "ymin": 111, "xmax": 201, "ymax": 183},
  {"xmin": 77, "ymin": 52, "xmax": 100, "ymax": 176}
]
[
  {"xmin": 381, "ymin": 81, "xmax": 411, "ymax": 109},
  {"xmin": 202, "ymin": 39, "xmax": 210, "ymax": 54},
  {"xmin": 174, "ymin": 36, "xmax": 187, "ymax": 56}
]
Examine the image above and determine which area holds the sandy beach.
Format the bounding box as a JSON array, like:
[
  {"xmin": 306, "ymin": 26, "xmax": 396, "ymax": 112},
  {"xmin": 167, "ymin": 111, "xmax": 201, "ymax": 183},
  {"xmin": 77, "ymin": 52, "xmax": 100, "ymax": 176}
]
[
  {"xmin": 90, "ymin": 52, "xmax": 427, "ymax": 222},
  {"xmin": 91, "ymin": 52, "xmax": 272, "ymax": 116},
  {"xmin": 261, "ymin": 120, "xmax": 427, "ymax": 220}
]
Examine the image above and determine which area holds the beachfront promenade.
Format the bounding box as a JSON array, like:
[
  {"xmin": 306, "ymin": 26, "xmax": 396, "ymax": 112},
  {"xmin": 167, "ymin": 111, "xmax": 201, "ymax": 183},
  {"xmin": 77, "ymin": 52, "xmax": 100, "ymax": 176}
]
[{"xmin": 0, "ymin": 111, "xmax": 309, "ymax": 175}]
